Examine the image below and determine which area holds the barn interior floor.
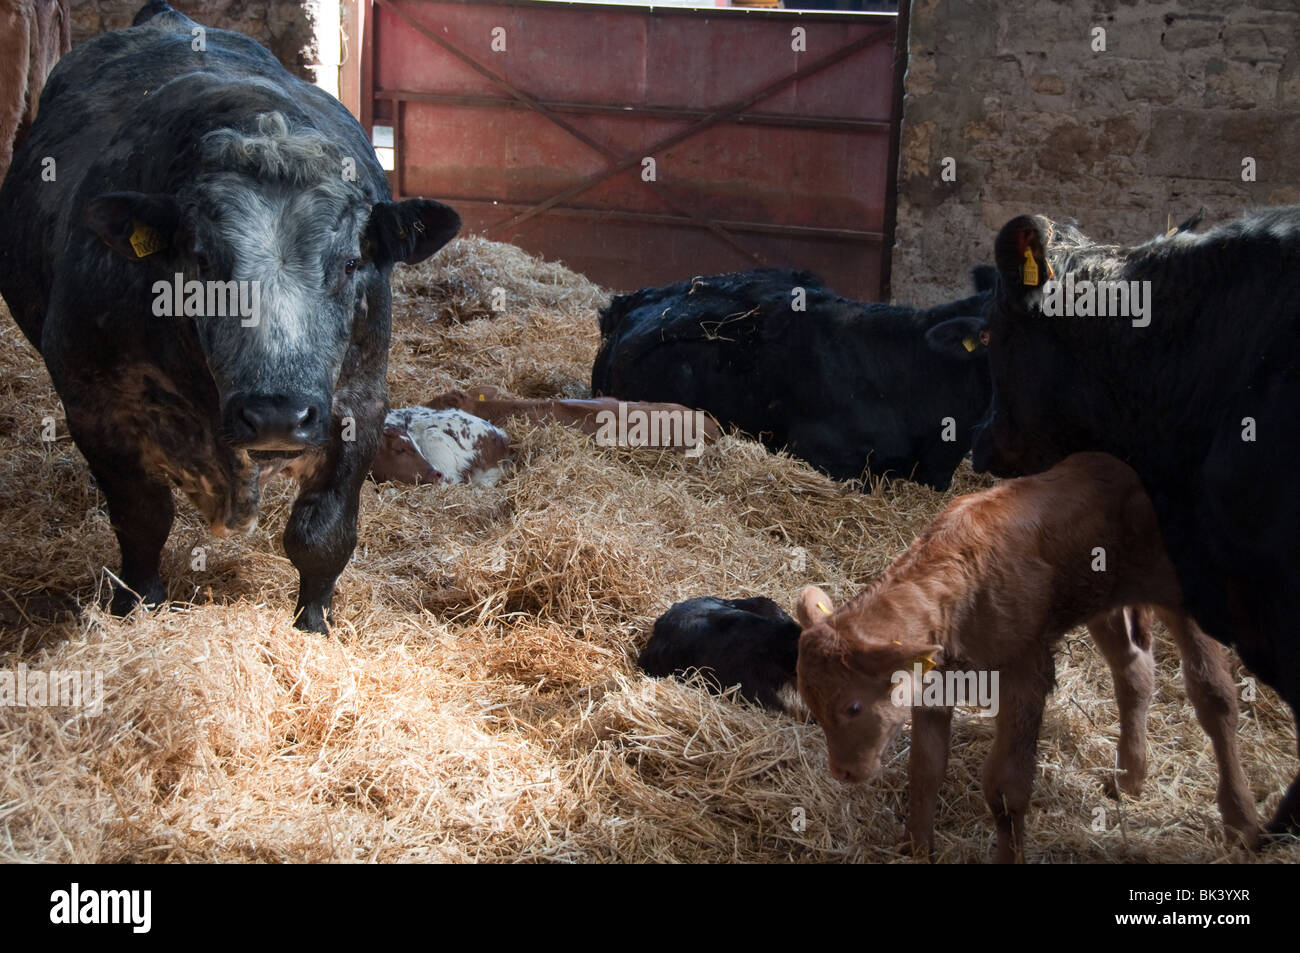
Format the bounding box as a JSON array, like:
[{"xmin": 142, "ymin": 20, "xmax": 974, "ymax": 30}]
[{"xmin": 1, "ymin": 238, "xmax": 1295, "ymax": 863}]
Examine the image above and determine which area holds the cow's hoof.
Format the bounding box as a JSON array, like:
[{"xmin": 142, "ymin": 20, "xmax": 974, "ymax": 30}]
[
  {"xmin": 294, "ymin": 603, "xmax": 331, "ymax": 635},
  {"xmin": 1227, "ymin": 825, "xmax": 1261, "ymax": 852},
  {"xmin": 1103, "ymin": 770, "xmax": 1144, "ymax": 800},
  {"xmin": 109, "ymin": 576, "xmax": 166, "ymax": 617}
]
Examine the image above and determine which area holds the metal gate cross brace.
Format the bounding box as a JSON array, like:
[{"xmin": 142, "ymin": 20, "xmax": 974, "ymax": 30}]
[{"xmin": 376, "ymin": 0, "xmax": 889, "ymax": 268}]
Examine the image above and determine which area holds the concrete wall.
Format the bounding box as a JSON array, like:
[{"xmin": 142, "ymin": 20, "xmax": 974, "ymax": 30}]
[
  {"xmin": 68, "ymin": 0, "xmax": 318, "ymax": 78},
  {"xmin": 893, "ymin": 0, "xmax": 1300, "ymax": 304}
]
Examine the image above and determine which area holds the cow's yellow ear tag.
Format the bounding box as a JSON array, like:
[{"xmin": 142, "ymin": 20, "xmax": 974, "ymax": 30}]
[
  {"xmin": 913, "ymin": 650, "xmax": 940, "ymax": 674},
  {"xmin": 129, "ymin": 221, "xmax": 165, "ymax": 258},
  {"xmin": 477, "ymin": 393, "xmax": 486, "ymax": 401},
  {"xmin": 1021, "ymin": 247, "xmax": 1039, "ymax": 287},
  {"xmin": 962, "ymin": 336, "xmax": 978, "ymax": 353}
]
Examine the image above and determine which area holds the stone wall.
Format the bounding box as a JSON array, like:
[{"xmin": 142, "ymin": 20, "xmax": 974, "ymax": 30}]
[
  {"xmin": 68, "ymin": 0, "xmax": 318, "ymax": 78},
  {"xmin": 893, "ymin": 0, "xmax": 1300, "ymax": 304}
]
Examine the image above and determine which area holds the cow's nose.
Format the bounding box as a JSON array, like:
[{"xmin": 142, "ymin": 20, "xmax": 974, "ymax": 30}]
[
  {"xmin": 227, "ymin": 396, "xmax": 326, "ymax": 449},
  {"xmin": 829, "ymin": 761, "xmax": 858, "ymax": 784}
]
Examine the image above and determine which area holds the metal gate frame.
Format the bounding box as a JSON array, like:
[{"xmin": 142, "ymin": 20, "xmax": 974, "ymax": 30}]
[{"xmin": 346, "ymin": 0, "xmax": 906, "ymax": 299}]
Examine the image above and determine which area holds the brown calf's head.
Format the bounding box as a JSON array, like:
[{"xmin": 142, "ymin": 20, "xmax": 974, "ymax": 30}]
[
  {"xmin": 794, "ymin": 586, "xmax": 944, "ymax": 783},
  {"xmin": 370, "ymin": 425, "xmax": 444, "ymax": 485}
]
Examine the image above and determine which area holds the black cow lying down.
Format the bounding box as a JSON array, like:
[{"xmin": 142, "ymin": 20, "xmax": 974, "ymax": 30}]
[
  {"xmin": 941, "ymin": 205, "xmax": 1300, "ymax": 837},
  {"xmin": 639, "ymin": 596, "xmax": 801, "ymax": 712},
  {"xmin": 0, "ymin": 2, "xmax": 460, "ymax": 631},
  {"xmin": 591, "ymin": 267, "xmax": 994, "ymax": 491}
]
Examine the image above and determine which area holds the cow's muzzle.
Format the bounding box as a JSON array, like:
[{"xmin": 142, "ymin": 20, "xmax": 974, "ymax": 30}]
[{"xmin": 225, "ymin": 394, "xmax": 329, "ymax": 450}]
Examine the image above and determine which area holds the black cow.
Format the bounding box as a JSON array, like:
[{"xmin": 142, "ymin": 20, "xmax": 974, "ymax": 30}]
[
  {"xmin": 0, "ymin": 3, "xmax": 460, "ymax": 632},
  {"xmin": 931, "ymin": 206, "xmax": 1300, "ymax": 837},
  {"xmin": 639, "ymin": 596, "xmax": 801, "ymax": 712},
  {"xmin": 592, "ymin": 267, "xmax": 994, "ymax": 490}
]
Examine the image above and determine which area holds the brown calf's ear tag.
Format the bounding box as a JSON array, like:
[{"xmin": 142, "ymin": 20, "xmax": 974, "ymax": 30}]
[
  {"xmin": 478, "ymin": 393, "xmax": 486, "ymax": 401},
  {"xmin": 129, "ymin": 220, "xmax": 165, "ymax": 258},
  {"xmin": 1021, "ymin": 247, "xmax": 1038, "ymax": 287},
  {"xmin": 912, "ymin": 648, "xmax": 940, "ymax": 674},
  {"xmin": 817, "ymin": 601, "xmax": 831, "ymax": 615}
]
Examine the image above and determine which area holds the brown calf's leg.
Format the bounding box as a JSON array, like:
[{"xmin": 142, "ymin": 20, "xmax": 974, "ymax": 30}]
[
  {"xmin": 1087, "ymin": 607, "xmax": 1155, "ymax": 797},
  {"xmin": 983, "ymin": 650, "xmax": 1052, "ymax": 863},
  {"xmin": 1159, "ymin": 610, "xmax": 1259, "ymax": 848},
  {"xmin": 906, "ymin": 705, "xmax": 953, "ymax": 861}
]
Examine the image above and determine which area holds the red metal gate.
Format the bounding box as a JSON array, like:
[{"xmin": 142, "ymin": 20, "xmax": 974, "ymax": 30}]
[{"xmin": 360, "ymin": 0, "xmax": 900, "ymax": 299}]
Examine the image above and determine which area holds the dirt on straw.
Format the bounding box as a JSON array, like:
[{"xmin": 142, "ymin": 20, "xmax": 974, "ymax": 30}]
[{"xmin": 0, "ymin": 236, "xmax": 1296, "ymax": 862}]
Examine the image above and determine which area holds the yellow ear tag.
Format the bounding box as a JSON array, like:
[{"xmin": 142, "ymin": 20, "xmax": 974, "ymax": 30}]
[
  {"xmin": 817, "ymin": 601, "xmax": 831, "ymax": 615},
  {"xmin": 129, "ymin": 221, "xmax": 164, "ymax": 258},
  {"xmin": 1021, "ymin": 247, "xmax": 1039, "ymax": 287},
  {"xmin": 477, "ymin": 393, "xmax": 486, "ymax": 401},
  {"xmin": 913, "ymin": 652, "xmax": 939, "ymax": 675},
  {"xmin": 962, "ymin": 336, "xmax": 977, "ymax": 353}
]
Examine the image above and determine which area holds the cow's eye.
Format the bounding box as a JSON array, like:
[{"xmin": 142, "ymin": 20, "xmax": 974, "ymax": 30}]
[
  {"xmin": 846, "ymin": 701, "xmax": 862, "ymax": 718},
  {"xmin": 344, "ymin": 258, "xmax": 358, "ymax": 276}
]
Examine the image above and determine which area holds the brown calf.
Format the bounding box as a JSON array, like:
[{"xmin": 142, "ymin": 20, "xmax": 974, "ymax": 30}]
[
  {"xmin": 0, "ymin": 0, "xmax": 69, "ymax": 182},
  {"xmin": 425, "ymin": 386, "xmax": 722, "ymax": 453},
  {"xmin": 795, "ymin": 451, "xmax": 1256, "ymax": 862}
]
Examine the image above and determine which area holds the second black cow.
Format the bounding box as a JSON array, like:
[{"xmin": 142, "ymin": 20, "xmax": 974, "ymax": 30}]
[{"xmin": 592, "ymin": 268, "xmax": 993, "ymax": 491}]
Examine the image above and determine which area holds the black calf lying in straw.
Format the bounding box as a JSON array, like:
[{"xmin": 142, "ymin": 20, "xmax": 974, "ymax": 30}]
[{"xmin": 639, "ymin": 597, "xmax": 800, "ymax": 711}]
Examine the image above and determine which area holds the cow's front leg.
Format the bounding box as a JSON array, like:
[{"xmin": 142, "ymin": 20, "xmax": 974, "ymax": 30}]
[
  {"xmin": 283, "ymin": 414, "xmax": 376, "ymax": 633},
  {"xmin": 983, "ymin": 651, "xmax": 1051, "ymax": 863},
  {"xmin": 906, "ymin": 705, "xmax": 953, "ymax": 861},
  {"xmin": 77, "ymin": 442, "xmax": 175, "ymax": 615},
  {"xmin": 284, "ymin": 474, "xmax": 362, "ymax": 633}
]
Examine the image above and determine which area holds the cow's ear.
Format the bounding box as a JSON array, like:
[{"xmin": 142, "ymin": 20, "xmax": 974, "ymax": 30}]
[
  {"xmin": 925, "ymin": 316, "xmax": 987, "ymax": 361},
  {"xmin": 994, "ymin": 215, "xmax": 1052, "ymax": 298},
  {"xmin": 795, "ymin": 585, "xmax": 835, "ymax": 629},
  {"xmin": 83, "ymin": 192, "xmax": 181, "ymax": 261},
  {"xmin": 365, "ymin": 198, "xmax": 461, "ymax": 267}
]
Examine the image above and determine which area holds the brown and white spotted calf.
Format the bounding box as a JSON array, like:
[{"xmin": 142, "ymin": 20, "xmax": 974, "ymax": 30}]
[
  {"xmin": 795, "ymin": 451, "xmax": 1256, "ymax": 862},
  {"xmin": 424, "ymin": 386, "xmax": 722, "ymax": 453},
  {"xmin": 371, "ymin": 407, "xmax": 511, "ymax": 486}
]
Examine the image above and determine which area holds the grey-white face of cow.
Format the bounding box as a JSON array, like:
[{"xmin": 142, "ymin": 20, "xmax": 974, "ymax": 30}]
[{"xmin": 83, "ymin": 112, "xmax": 461, "ymax": 452}]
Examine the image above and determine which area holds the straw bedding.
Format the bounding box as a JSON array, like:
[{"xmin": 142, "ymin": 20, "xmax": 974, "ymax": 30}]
[{"xmin": 1, "ymin": 235, "xmax": 1295, "ymax": 863}]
